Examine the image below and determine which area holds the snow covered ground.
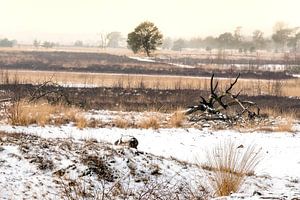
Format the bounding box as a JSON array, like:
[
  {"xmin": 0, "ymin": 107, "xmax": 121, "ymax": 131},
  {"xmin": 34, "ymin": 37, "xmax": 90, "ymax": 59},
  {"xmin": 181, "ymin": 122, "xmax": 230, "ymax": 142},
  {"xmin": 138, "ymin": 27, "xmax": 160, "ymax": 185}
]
[{"xmin": 0, "ymin": 110, "xmax": 300, "ymax": 199}]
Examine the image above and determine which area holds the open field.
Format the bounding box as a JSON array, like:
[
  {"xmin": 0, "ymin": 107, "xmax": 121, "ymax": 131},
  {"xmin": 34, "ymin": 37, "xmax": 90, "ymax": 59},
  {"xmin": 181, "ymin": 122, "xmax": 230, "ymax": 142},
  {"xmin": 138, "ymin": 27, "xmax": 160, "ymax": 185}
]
[
  {"xmin": 1, "ymin": 69, "xmax": 300, "ymax": 97},
  {"xmin": 0, "ymin": 48, "xmax": 300, "ymax": 199},
  {"xmin": 3, "ymin": 46, "xmax": 300, "ymax": 62},
  {"xmin": 1, "ymin": 84, "xmax": 299, "ymax": 118},
  {"xmin": 0, "ymin": 49, "xmax": 296, "ymax": 79}
]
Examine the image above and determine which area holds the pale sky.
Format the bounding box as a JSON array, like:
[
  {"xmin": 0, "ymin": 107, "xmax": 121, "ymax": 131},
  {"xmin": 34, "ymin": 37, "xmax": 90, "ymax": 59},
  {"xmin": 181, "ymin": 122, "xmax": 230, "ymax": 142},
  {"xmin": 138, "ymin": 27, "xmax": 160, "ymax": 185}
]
[{"xmin": 1, "ymin": 0, "xmax": 300, "ymax": 44}]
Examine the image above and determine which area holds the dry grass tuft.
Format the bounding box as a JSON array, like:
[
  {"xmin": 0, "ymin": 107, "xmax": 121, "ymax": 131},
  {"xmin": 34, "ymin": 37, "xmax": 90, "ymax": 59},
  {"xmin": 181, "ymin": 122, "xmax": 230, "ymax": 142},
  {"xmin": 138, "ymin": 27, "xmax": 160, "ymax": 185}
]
[
  {"xmin": 87, "ymin": 118, "xmax": 103, "ymax": 128},
  {"xmin": 138, "ymin": 116, "xmax": 160, "ymax": 129},
  {"xmin": 274, "ymin": 118, "xmax": 293, "ymax": 132},
  {"xmin": 204, "ymin": 140, "xmax": 262, "ymax": 197},
  {"xmin": 256, "ymin": 118, "xmax": 294, "ymax": 132},
  {"xmin": 169, "ymin": 111, "xmax": 186, "ymax": 128},
  {"xmin": 6, "ymin": 100, "xmax": 83, "ymax": 126},
  {"xmin": 113, "ymin": 117, "xmax": 130, "ymax": 128},
  {"xmin": 260, "ymin": 107, "xmax": 297, "ymax": 119},
  {"xmin": 75, "ymin": 115, "xmax": 88, "ymax": 129}
]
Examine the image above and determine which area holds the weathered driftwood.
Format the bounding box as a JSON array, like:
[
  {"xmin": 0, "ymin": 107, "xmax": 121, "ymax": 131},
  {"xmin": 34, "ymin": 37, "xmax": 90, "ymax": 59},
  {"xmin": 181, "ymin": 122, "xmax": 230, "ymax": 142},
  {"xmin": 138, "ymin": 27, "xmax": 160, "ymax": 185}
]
[{"xmin": 186, "ymin": 73, "xmax": 260, "ymax": 121}]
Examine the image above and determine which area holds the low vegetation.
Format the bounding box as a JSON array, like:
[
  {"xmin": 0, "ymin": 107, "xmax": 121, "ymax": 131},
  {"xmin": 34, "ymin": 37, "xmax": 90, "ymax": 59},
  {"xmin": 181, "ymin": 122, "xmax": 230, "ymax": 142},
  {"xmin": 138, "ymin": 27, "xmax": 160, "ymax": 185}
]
[
  {"xmin": 112, "ymin": 117, "xmax": 130, "ymax": 128},
  {"xmin": 1, "ymin": 69, "xmax": 299, "ymax": 97},
  {"xmin": 204, "ymin": 140, "xmax": 262, "ymax": 197},
  {"xmin": 5, "ymin": 100, "xmax": 85, "ymax": 126},
  {"xmin": 168, "ymin": 110, "xmax": 186, "ymax": 127},
  {"xmin": 138, "ymin": 116, "xmax": 160, "ymax": 129}
]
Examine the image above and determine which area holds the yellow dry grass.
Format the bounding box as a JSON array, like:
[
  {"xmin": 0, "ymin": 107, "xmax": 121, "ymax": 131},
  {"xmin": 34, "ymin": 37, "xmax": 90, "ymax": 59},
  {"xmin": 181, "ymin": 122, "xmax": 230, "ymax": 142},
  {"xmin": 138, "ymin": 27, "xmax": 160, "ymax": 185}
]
[
  {"xmin": 6, "ymin": 100, "xmax": 83, "ymax": 126},
  {"xmin": 75, "ymin": 115, "xmax": 88, "ymax": 129},
  {"xmin": 168, "ymin": 110, "xmax": 186, "ymax": 128},
  {"xmin": 255, "ymin": 118, "xmax": 294, "ymax": 133},
  {"xmin": 1, "ymin": 69, "xmax": 299, "ymax": 97},
  {"xmin": 260, "ymin": 107, "xmax": 297, "ymax": 119},
  {"xmin": 204, "ymin": 140, "xmax": 262, "ymax": 197},
  {"xmin": 138, "ymin": 116, "xmax": 160, "ymax": 129},
  {"xmin": 112, "ymin": 117, "xmax": 130, "ymax": 128}
]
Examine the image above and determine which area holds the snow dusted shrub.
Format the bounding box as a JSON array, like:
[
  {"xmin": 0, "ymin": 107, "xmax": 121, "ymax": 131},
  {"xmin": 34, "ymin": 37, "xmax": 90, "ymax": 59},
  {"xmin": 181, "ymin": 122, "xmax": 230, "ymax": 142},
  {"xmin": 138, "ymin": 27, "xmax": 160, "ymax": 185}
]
[
  {"xmin": 60, "ymin": 175, "xmax": 210, "ymax": 200},
  {"xmin": 204, "ymin": 140, "xmax": 262, "ymax": 197}
]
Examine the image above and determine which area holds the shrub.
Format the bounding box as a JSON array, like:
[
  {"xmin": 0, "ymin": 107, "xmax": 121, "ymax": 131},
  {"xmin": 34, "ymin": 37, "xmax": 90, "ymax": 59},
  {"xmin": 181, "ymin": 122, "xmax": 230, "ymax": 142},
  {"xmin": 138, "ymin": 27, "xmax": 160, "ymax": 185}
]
[{"xmin": 204, "ymin": 140, "xmax": 262, "ymax": 196}]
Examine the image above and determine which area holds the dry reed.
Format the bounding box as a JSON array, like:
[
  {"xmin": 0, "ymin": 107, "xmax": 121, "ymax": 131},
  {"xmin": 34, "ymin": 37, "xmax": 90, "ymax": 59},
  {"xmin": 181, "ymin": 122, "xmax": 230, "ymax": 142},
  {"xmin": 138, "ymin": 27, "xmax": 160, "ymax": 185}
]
[
  {"xmin": 204, "ymin": 140, "xmax": 262, "ymax": 196},
  {"xmin": 138, "ymin": 117, "xmax": 160, "ymax": 129}
]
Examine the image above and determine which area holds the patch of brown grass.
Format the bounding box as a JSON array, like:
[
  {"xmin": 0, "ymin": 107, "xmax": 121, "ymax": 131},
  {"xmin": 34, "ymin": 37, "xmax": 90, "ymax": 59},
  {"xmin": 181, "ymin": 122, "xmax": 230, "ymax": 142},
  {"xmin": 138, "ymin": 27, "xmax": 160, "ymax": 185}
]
[
  {"xmin": 204, "ymin": 140, "xmax": 262, "ymax": 197},
  {"xmin": 256, "ymin": 118, "xmax": 294, "ymax": 133},
  {"xmin": 260, "ymin": 107, "xmax": 297, "ymax": 119},
  {"xmin": 75, "ymin": 115, "xmax": 88, "ymax": 129},
  {"xmin": 6, "ymin": 100, "xmax": 83, "ymax": 126},
  {"xmin": 112, "ymin": 117, "xmax": 130, "ymax": 128},
  {"xmin": 3, "ymin": 69, "xmax": 299, "ymax": 97},
  {"xmin": 169, "ymin": 111, "xmax": 186, "ymax": 128},
  {"xmin": 138, "ymin": 116, "xmax": 160, "ymax": 129},
  {"xmin": 273, "ymin": 122, "xmax": 293, "ymax": 132},
  {"xmin": 87, "ymin": 118, "xmax": 103, "ymax": 128}
]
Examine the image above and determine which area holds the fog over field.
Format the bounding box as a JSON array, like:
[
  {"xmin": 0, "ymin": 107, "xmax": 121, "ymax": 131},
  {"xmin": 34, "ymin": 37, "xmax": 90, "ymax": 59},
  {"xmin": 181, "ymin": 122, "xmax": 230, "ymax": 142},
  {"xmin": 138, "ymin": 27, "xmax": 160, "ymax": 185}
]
[{"xmin": 1, "ymin": 0, "xmax": 300, "ymax": 44}]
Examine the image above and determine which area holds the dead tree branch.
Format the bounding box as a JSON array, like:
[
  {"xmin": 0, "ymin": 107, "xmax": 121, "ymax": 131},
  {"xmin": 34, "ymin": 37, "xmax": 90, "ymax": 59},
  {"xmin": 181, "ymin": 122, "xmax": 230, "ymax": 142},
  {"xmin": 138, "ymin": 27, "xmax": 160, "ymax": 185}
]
[
  {"xmin": 28, "ymin": 80, "xmax": 70, "ymax": 105},
  {"xmin": 186, "ymin": 73, "xmax": 259, "ymax": 121}
]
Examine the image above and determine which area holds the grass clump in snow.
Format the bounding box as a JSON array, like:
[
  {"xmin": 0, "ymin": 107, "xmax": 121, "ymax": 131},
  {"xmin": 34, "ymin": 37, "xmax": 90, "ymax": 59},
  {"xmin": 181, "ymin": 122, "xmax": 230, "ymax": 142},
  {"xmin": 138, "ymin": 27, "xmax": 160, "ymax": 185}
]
[
  {"xmin": 138, "ymin": 116, "xmax": 160, "ymax": 129},
  {"xmin": 6, "ymin": 100, "xmax": 85, "ymax": 126},
  {"xmin": 168, "ymin": 110, "xmax": 186, "ymax": 128},
  {"xmin": 75, "ymin": 115, "xmax": 88, "ymax": 129},
  {"xmin": 204, "ymin": 140, "xmax": 262, "ymax": 197},
  {"xmin": 112, "ymin": 117, "xmax": 130, "ymax": 128}
]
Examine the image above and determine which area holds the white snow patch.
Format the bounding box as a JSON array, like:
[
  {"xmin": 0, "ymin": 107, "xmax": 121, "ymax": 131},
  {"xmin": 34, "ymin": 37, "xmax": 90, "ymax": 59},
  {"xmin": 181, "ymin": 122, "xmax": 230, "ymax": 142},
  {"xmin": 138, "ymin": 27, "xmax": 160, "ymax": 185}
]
[
  {"xmin": 129, "ymin": 56, "xmax": 156, "ymax": 62},
  {"xmin": 0, "ymin": 109, "xmax": 300, "ymax": 199}
]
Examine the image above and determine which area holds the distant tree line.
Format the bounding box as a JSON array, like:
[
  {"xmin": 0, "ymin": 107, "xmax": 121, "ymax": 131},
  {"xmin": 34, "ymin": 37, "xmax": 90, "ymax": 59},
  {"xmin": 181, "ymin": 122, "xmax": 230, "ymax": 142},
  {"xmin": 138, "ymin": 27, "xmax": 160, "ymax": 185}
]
[
  {"xmin": 0, "ymin": 38, "xmax": 17, "ymax": 47},
  {"xmin": 162, "ymin": 22, "xmax": 300, "ymax": 53},
  {"xmin": 33, "ymin": 40, "xmax": 59, "ymax": 48}
]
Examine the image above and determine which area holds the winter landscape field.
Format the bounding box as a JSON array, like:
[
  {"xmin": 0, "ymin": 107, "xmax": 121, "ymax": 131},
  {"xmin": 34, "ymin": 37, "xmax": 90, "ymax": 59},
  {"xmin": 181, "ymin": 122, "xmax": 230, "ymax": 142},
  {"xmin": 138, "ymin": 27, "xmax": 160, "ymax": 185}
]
[
  {"xmin": 0, "ymin": 47, "xmax": 299, "ymax": 200},
  {"xmin": 2, "ymin": 0, "xmax": 300, "ymax": 199}
]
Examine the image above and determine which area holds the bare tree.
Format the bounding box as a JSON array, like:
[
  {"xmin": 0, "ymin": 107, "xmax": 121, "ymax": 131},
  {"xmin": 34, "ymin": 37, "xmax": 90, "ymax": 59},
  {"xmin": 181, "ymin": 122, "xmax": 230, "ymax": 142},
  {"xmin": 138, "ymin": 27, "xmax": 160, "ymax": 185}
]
[{"xmin": 99, "ymin": 32, "xmax": 108, "ymax": 49}]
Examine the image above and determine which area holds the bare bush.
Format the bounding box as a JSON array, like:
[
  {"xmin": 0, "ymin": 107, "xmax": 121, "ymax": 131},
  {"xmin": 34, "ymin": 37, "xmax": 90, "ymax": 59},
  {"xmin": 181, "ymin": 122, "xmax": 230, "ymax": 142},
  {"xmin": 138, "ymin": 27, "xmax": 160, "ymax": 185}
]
[{"xmin": 60, "ymin": 176, "xmax": 210, "ymax": 200}]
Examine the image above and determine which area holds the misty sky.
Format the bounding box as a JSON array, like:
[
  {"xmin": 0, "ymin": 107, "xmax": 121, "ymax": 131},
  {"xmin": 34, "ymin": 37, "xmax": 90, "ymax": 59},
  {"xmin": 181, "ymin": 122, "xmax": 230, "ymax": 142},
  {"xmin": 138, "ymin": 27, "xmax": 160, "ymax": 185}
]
[{"xmin": 1, "ymin": 0, "xmax": 300, "ymax": 44}]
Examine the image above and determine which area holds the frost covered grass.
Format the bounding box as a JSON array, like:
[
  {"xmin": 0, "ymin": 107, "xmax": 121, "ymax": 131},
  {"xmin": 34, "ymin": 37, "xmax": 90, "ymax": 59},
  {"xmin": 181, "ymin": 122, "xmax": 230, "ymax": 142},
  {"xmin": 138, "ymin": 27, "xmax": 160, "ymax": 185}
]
[{"xmin": 204, "ymin": 140, "xmax": 262, "ymax": 197}]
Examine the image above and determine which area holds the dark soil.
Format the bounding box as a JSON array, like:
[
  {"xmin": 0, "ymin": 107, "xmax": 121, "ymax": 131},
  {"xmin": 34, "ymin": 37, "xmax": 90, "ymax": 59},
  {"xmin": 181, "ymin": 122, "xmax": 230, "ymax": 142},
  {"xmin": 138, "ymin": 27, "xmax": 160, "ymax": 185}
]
[
  {"xmin": 1, "ymin": 84, "xmax": 299, "ymax": 117},
  {"xmin": 0, "ymin": 50, "xmax": 294, "ymax": 79}
]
